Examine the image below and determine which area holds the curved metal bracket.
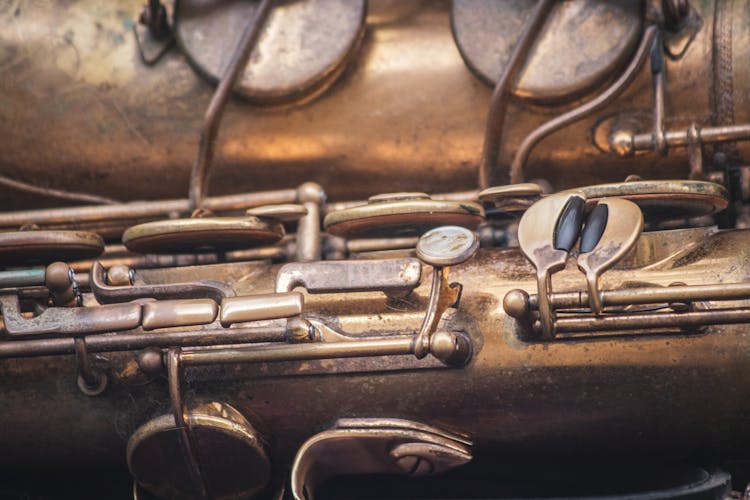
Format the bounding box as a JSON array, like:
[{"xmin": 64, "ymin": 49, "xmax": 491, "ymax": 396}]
[{"xmin": 291, "ymin": 419, "xmax": 472, "ymax": 500}]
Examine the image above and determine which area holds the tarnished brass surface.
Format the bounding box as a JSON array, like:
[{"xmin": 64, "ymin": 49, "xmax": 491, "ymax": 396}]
[
  {"xmin": 5, "ymin": 0, "xmax": 750, "ymax": 496},
  {"xmin": 2, "ymin": 227, "xmax": 750, "ymax": 478},
  {"xmin": 451, "ymin": 0, "xmax": 643, "ymax": 102},
  {"xmin": 4, "ymin": 1, "xmax": 750, "ymax": 207}
]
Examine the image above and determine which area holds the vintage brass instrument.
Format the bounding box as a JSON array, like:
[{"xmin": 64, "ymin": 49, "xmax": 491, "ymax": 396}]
[{"xmin": 2, "ymin": 1, "xmax": 750, "ymax": 499}]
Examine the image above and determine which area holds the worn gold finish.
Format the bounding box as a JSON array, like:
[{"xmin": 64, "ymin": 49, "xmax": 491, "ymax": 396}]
[
  {"xmin": 122, "ymin": 216, "xmax": 284, "ymax": 254},
  {"xmin": 2, "ymin": 220, "xmax": 750, "ymax": 498},
  {"xmin": 3, "ymin": 2, "xmax": 750, "ymax": 206}
]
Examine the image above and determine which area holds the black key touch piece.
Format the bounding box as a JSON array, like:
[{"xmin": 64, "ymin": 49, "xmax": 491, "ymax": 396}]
[
  {"xmin": 553, "ymin": 196, "xmax": 586, "ymax": 252},
  {"xmin": 579, "ymin": 203, "xmax": 609, "ymax": 253}
]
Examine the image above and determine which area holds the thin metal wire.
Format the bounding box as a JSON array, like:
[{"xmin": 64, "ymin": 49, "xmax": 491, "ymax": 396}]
[
  {"xmin": 0, "ymin": 174, "xmax": 119, "ymax": 205},
  {"xmin": 509, "ymin": 25, "xmax": 658, "ymax": 184},
  {"xmin": 477, "ymin": 0, "xmax": 555, "ymax": 189},
  {"xmin": 188, "ymin": 0, "xmax": 275, "ymax": 211}
]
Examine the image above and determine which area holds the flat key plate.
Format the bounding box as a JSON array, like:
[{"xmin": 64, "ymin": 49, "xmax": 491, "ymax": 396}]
[
  {"xmin": 0, "ymin": 230, "xmax": 104, "ymax": 266},
  {"xmin": 122, "ymin": 217, "xmax": 283, "ymax": 254}
]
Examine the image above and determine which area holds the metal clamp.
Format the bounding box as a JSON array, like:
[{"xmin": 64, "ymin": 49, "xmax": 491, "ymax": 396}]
[{"xmin": 133, "ymin": 0, "xmax": 174, "ymax": 65}]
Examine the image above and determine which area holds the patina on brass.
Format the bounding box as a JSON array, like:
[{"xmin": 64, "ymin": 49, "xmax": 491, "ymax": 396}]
[{"xmin": 3, "ymin": 2, "xmax": 750, "ymax": 205}]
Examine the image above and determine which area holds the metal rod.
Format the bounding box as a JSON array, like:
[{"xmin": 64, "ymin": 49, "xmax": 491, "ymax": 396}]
[
  {"xmin": 188, "ymin": 0, "xmax": 275, "ymax": 211},
  {"xmin": 510, "ymin": 25, "xmax": 657, "ymax": 184},
  {"xmin": 0, "ymin": 269, "xmax": 46, "ymax": 289},
  {"xmin": 0, "ymin": 174, "xmax": 119, "ymax": 205},
  {"xmin": 529, "ymin": 282, "xmax": 750, "ymax": 310},
  {"xmin": 0, "ymin": 189, "xmax": 297, "ymax": 232},
  {"xmin": 0, "ymin": 324, "xmax": 287, "ymax": 359},
  {"xmin": 478, "ymin": 0, "xmax": 554, "ymax": 189},
  {"xmin": 630, "ymin": 123, "xmax": 750, "ymax": 151},
  {"xmin": 180, "ymin": 337, "xmax": 414, "ymax": 366},
  {"xmin": 555, "ymin": 307, "xmax": 750, "ymax": 333}
]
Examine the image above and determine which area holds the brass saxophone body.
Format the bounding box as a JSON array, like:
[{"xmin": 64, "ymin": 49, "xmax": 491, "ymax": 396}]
[{"xmin": 1, "ymin": 0, "xmax": 750, "ymax": 499}]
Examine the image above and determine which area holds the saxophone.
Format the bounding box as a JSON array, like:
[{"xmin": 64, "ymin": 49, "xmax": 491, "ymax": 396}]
[{"xmin": 1, "ymin": 1, "xmax": 750, "ymax": 499}]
